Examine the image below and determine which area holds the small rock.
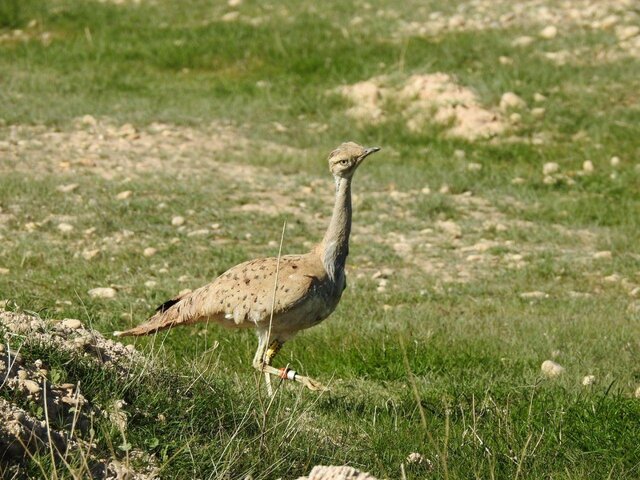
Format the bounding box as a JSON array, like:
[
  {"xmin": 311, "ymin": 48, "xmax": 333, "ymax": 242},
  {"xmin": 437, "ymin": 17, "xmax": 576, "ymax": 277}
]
[
  {"xmin": 406, "ymin": 452, "xmax": 425, "ymax": 464},
  {"xmin": 0, "ymin": 267, "xmax": 9, "ymax": 275},
  {"xmin": 539, "ymin": 25, "xmax": 558, "ymax": 39},
  {"xmin": 520, "ymin": 291, "xmax": 548, "ymax": 299},
  {"xmin": 58, "ymin": 223, "xmax": 74, "ymax": 233},
  {"xmin": 543, "ymin": 175, "xmax": 556, "ymax": 185},
  {"xmin": 144, "ymin": 280, "xmax": 157, "ymax": 288},
  {"xmin": 582, "ymin": 375, "xmax": 596, "ymax": 386},
  {"xmin": 512, "ymin": 36, "xmax": 534, "ymax": 47},
  {"xmin": 610, "ymin": 156, "xmax": 621, "ymax": 167},
  {"xmin": 436, "ymin": 220, "xmax": 462, "ymax": 239},
  {"xmin": 542, "ymin": 162, "xmax": 559, "ymax": 175},
  {"xmin": 82, "ymin": 249, "xmax": 100, "ymax": 261},
  {"xmin": 499, "ymin": 56, "xmax": 513, "ymax": 65},
  {"xmin": 509, "ymin": 112, "xmax": 522, "ymax": 123},
  {"xmin": 187, "ymin": 229, "xmax": 209, "ymax": 237},
  {"xmin": 616, "ymin": 25, "xmax": 640, "ymax": 41},
  {"xmin": 439, "ymin": 184, "xmax": 450, "ymax": 194},
  {"xmin": 23, "ymin": 379, "xmax": 41, "ymax": 394},
  {"xmin": 56, "ymin": 184, "xmax": 79, "ymax": 193},
  {"xmin": 453, "ymin": 149, "xmax": 466, "ymax": 159},
  {"xmin": 531, "ymin": 107, "xmax": 546, "ymax": 119},
  {"xmin": 421, "ymin": 186, "xmax": 431, "ymax": 194},
  {"xmin": 61, "ymin": 318, "xmax": 82, "ymax": 329},
  {"xmin": 221, "ymin": 11, "xmax": 240, "ymax": 21},
  {"xmin": 593, "ymin": 250, "xmax": 612, "ymax": 260},
  {"xmin": 635, "ymin": 386, "xmax": 640, "ymax": 399},
  {"xmin": 582, "ymin": 160, "xmax": 594, "ymax": 173},
  {"xmin": 17, "ymin": 370, "xmax": 28, "ymax": 380},
  {"xmin": 171, "ymin": 216, "xmax": 185, "ymax": 226},
  {"xmin": 541, "ymin": 360, "xmax": 565, "ymax": 378},
  {"xmin": 467, "ymin": 162, "xmax": 482, "ymax": 172},
  {"xmin": 603, "ymin": 273, "xmax": 621, "ymax": 283},
  {"xmin": 115, "ymin": 190, "xmax": 132, "ymax": 200},
  {"xmin": 143, "ymin": 247, "xmax": 157, "ymax": 257},
  {"xmin": 630, "ymin": 287, "xmax": 640, "ymax": 298},
  {"xmin": 88, "ymin": 287, "xmax": 117, "ymax": 299},
  {"xmin": 511, "ymin": 177, "xmax": 525, "ymax": 185},
  {"xmin": 81, "ymin": 114, "xmax": 97, "ymax": 126},
  {"xmin": 500, "ymin": 92, "xmax": 527, "ymax": 111},
  {"xmin": 533, "ymin": 92, "xmax": 547, "ymax": 102},
  {"xmin": 228, "ymin": 0, "xmax": 242, "ymax": 6}
]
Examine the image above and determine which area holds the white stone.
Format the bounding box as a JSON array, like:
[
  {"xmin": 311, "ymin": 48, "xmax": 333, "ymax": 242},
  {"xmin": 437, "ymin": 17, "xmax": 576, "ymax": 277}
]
[
  {"xmin": 228, "ymin": 0, "xmax": 242, "ymax": 6},
  {"xmin": 635, "ymin": 386, "xmax": 640, "ymax": 399},
  {"xmin": 61, "ymin": 319, "xmax": 82, "ymax": 329},
  {"xmin": 593, "ymin": 250, "xmax": 612, "ymax": 260},
  {"xmin": 582, "ymin": 160, "xmax": 594, "ymax": 173},
  {"xmin": 58, "ymin": 223, "xmax": 74, "ymax": 233},
  {"xmin": 143, "ymin": 247, "xmax": 157, "ymax": 257},
  {"xmin": 171, "ymin": 216, "xmax": 185, "ymax": 226},
  {"xmin": 509, "ymin": 112, "xmax": 522, "ymax": 123},
  {"xmin": 512, "ymin": 36, "xmax": 534, "ymax": 47},
  {"xmin": 511, "ymin": 177, "xmax": 525, "ymax": 185},
  {"xmin": 56, "ymin": 184, "xmax": 79, "ymax": 193},
  {"xmin": 610, "ymin": 156, "xmax": 621, "ymax": 167},
  {"xmin": 630, "ymin": 287, "xmax": 640, "ymax": 298},
  {"xmin": 88, "ymin": 287, "xmax": 117, "ymax": 299},
  {"xmin": 533, "ymin": 92, "xmax": 547, "ymax": 102},
  {"xmin": 23, "ymin": 379, "xmax": 41, "ymax": 394},
  {"xmin": 0, "ymin": 268, "xmax": 9, "ymax": 275},
  {"xmin": 467, "ymin": 162, "xmax": 482, "ymax": 172},
  {"xmin": 144, "ymin": 280, "xmax": 157, "ymax": 288},
  {"xmin": 531, "ymin": 107, "xmax": 546, "ymax": 118},
  {"xmin": 539, "ymin": 25, "xmax": 558, "ymax": 39},
  {"xmin": 187, "ymin": 229, "xmax": 209, "ymax": 237},
  {"xmin": 82, "ymin": 249, "xmax": 100, "ymax": 261},
  {"xmin": 436, "ymin": 220, "xmax": 462, "ymax": 238},
  {"xmin": 221, "ymin": 11, "xmax": 240, "ymax": 21},
  {"xmin": 541, "ymin": 360, "xmax": 565, "ymax": 378},
  {"xmin": 454, "ymin": 149, "xmax": 466, "ymax": 159},
  {"xmin": 616, "ymin": 25, "xmax": 640, "ymax": 41},
  {"xmin": 542, "ymin": 162, "xmax": 559, "ymax": 175},
  {"xmin": 520, "ymin": 291, "xmax": 548, "ymax": 299},
  {"xmin": 603, "ymin": 274, "xmax": 621, "ymax": 283},
  {"xmin": 500, "ymin": 92, "xmax": 527, "ymax": 111},
  {"xmin": 116, "ymin": 190, "xmax": 132, "ymax": 200},
  {"xmin": 582, "ymin": 375, "xmax": 596, "ymax": 386}
]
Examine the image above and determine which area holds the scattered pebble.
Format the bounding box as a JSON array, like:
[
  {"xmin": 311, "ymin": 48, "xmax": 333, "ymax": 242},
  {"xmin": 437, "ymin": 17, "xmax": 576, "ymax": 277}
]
[
  {"xmin": 499, "ymin": 55, "xmax": 513, "ymax": 65},
  {"xmin": 171, "ymin": 216, "xmax": 185, "ymax": 226},
  {"xmin": 467, "ymin": 162, "xmax": 482, "ymax": 172},
  {"xmin": 511, "ymin": 177, "xmax": 525, "ymax": 185},
  {"xmin": 143, "ymin": 247, "xmax": 157, "ymax": 257},
  {"xmin": 436, "ymin": 220, "xmax": 462, "ymax": 239},
  {"xmin": 187, "ymin": 229, "xmax": 210, "ymax": 237},
  {"xmin": 539, "ymin": 25, "xmax": 558, "ymax": 39},
  {"xmin": 61, "ymin": 319, "xmax": 82, "ymax": 330},
  {"xmin": 23, "ymin": 380, "xmax": 41, "ymax": 395},
  {"xmin": 616, "ymin": 25, "xmax": 640, "ymax": 41},
  {"xmin": 57, "ymin": 223, "xmax": 74, "ymax": 233},
  {"xmin": 56, "ymin": 184, "xmax": 79, "ymax": 193},
  {"xmin": 500, "ymin": 92, "xmax": 527, "ymax": 111},
  {"xmin": 115, "ymin": 190, "xmax": 132, "ymax": 200},
  {"xmin": 582, "ymin": 375, "xmax": 596, "ymax": 386},
  {"xmin": 88, "ymin": 287, "xmax": 117, "ymax": 299},
  {"xmin": 531, "ymin": 107, "xmax": 546, "ymax": 119},
  {"xmin": 0, "ymin": 268, "xmax": 9, "ymax": 275},
  {"xmin": 221, "ymin": 11, "xmax": 240, "ymax": 21},
  {"xmin": 630, "ymin": 287, "xmax": 640, "ymax": 298},
  {"xmin": 144, "ymin": 280, "xmax": 157, "ymax": 289},
  {"xmin": 533, "ymin": 92, "xmax": 547, "ymax": 102},
  {"xmin": 520, "ymin": 291, "xmax": 548, "ymax": 299},
  {"xmin": 543, "ymin": 175, "xmax": 557, "ymax": 185},
  {"xmin": 438, "ymin": 184, "xmax": 450, "ymax": 194},
  {"xmin": 582, "ymin": 160, "xmax": 594, "ymax": 173},
  {"xmin": 543, "ymin": 162, "xmax": 559, "ymax": 175},
  {"xmin": 228, "ymin": 0, "xmax": 242, "ymax": 6},
  {"xmin": 82, "ymin": 249, "xmax": 100, "ymax": 261},
  {"xmin": 541, "ymin": 360, "xmax": 565, "ymax": 378},
  {"xmin": 610, "ymin": 156, "xmax": 621, "ymax": 167},
  {"xmin": 512, "ymin": 36, "xmax": 534, "ymax": 47},
  {"xmin": 406, "ymin": 452, "xmax": 426, "ymax": 465},
  {"xmin": 593, "ymin": 250, "xmax": 612, "ymax": 260},
  {"xmin": 509, "ymin": 112, "xmax": 522, "ymax": 123},
  {"xmin": 603, "ymin": 273, "xmax": 621, "ymax": 283},
  {"xmin": 635, "ymin": 386, "xmax": 640, "ymax": 399},
  {"xmin": 454, "ymin": 149, "xmax": 466, "ymax": 159}
]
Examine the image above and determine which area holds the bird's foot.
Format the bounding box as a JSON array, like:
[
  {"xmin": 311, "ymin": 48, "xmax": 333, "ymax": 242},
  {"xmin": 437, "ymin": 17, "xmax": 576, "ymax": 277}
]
[{"xmin": 294, "ymin": 374, "xmax": 328, "ymax": 392}]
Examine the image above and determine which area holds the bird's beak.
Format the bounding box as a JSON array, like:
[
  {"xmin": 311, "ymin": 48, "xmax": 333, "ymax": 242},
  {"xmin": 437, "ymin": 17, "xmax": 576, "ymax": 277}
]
[{"xmin": 358, "ymin": 146, "xmax": 381, "ymax": 163}]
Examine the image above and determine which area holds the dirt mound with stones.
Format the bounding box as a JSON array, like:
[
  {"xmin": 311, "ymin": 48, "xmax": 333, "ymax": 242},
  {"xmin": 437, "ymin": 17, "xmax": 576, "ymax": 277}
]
[
  {"xmin": 336, "ymin": 73, "xmax": 508, "ymax": 140},
  {"xmin": 0, "ymin": 309, "xmax": 157, "ymax": 479}
]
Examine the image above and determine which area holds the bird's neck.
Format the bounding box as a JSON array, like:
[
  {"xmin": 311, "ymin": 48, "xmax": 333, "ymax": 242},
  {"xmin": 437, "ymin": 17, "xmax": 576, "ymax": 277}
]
[{"xmin": 319, "ymin": 176, "xmax": 352, "ymax": 281}]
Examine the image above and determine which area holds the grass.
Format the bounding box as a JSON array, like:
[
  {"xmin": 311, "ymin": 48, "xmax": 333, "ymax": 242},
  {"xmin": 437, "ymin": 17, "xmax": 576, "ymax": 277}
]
[{"xmin": 1, "ymin": 0, "xmax": 640, "ymax": 478}]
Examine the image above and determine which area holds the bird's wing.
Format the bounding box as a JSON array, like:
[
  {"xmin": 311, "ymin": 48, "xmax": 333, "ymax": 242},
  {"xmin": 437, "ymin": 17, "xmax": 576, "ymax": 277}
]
[{"xmin": 114, "ymin": 254, "xmax": 326, "ymax": 337}]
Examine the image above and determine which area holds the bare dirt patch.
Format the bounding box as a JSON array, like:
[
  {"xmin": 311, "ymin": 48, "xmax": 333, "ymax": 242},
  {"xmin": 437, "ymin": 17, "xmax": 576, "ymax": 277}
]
[{"xmin": 337, "ymin": 74, "xmax": 507, "ymax": 140}]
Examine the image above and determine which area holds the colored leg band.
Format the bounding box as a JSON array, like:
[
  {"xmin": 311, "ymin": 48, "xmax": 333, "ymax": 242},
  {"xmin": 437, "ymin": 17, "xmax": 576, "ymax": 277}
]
[{"xmin": 278, "ymin": 368, "xmax": 297, "ymax": 381}]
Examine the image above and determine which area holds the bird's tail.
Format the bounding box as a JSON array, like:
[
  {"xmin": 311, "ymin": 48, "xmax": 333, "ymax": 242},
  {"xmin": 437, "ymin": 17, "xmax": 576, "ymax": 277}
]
[{"xmin": 113, "ymin": 293, "xmax": 191, "ymax": 337}]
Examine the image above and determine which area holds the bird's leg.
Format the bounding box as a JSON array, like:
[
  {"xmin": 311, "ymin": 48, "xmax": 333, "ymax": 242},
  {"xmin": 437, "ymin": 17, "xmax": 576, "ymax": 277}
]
[{"xmin": 253, "ymin": 337, "xmax": 328, "ymax": 392}]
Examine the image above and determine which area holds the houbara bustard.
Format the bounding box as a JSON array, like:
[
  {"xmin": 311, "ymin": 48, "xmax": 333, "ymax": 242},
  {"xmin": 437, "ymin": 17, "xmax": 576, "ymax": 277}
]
[{"xmin": 114, "ymin": 142, "xmax": 381, "ymax": 392}]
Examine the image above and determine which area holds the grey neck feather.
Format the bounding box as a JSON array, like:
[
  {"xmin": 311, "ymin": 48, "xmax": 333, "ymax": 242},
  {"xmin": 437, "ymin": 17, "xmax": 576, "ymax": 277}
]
[{"xmin": 321, "ymin": 176, "xmax": 352, "ymax": 282}]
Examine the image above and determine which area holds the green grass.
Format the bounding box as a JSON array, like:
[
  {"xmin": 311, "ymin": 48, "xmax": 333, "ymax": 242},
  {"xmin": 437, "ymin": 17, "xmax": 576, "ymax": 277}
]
[{"xmin": 2, "ymin": 0, "xmax": 640, "ymax": 478}]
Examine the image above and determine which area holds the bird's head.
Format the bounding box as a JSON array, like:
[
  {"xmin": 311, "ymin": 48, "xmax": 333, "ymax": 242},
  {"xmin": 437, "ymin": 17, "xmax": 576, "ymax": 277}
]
[{"xmin": 328, "ymin": 142, "xmax": 380, "ymax": 179}]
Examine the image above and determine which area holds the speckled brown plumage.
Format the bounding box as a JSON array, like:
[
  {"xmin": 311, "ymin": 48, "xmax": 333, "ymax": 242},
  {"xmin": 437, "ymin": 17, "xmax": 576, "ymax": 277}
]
[{"xmin": 114, "ymin": 142, "xmax": 381, "ymax": 391}]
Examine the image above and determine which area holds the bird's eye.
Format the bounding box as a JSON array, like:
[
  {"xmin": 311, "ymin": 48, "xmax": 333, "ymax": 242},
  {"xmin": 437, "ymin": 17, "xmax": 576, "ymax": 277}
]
[{"xmin": 340, "ymin": 159, "xmax": 348, "ymax": 165}]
